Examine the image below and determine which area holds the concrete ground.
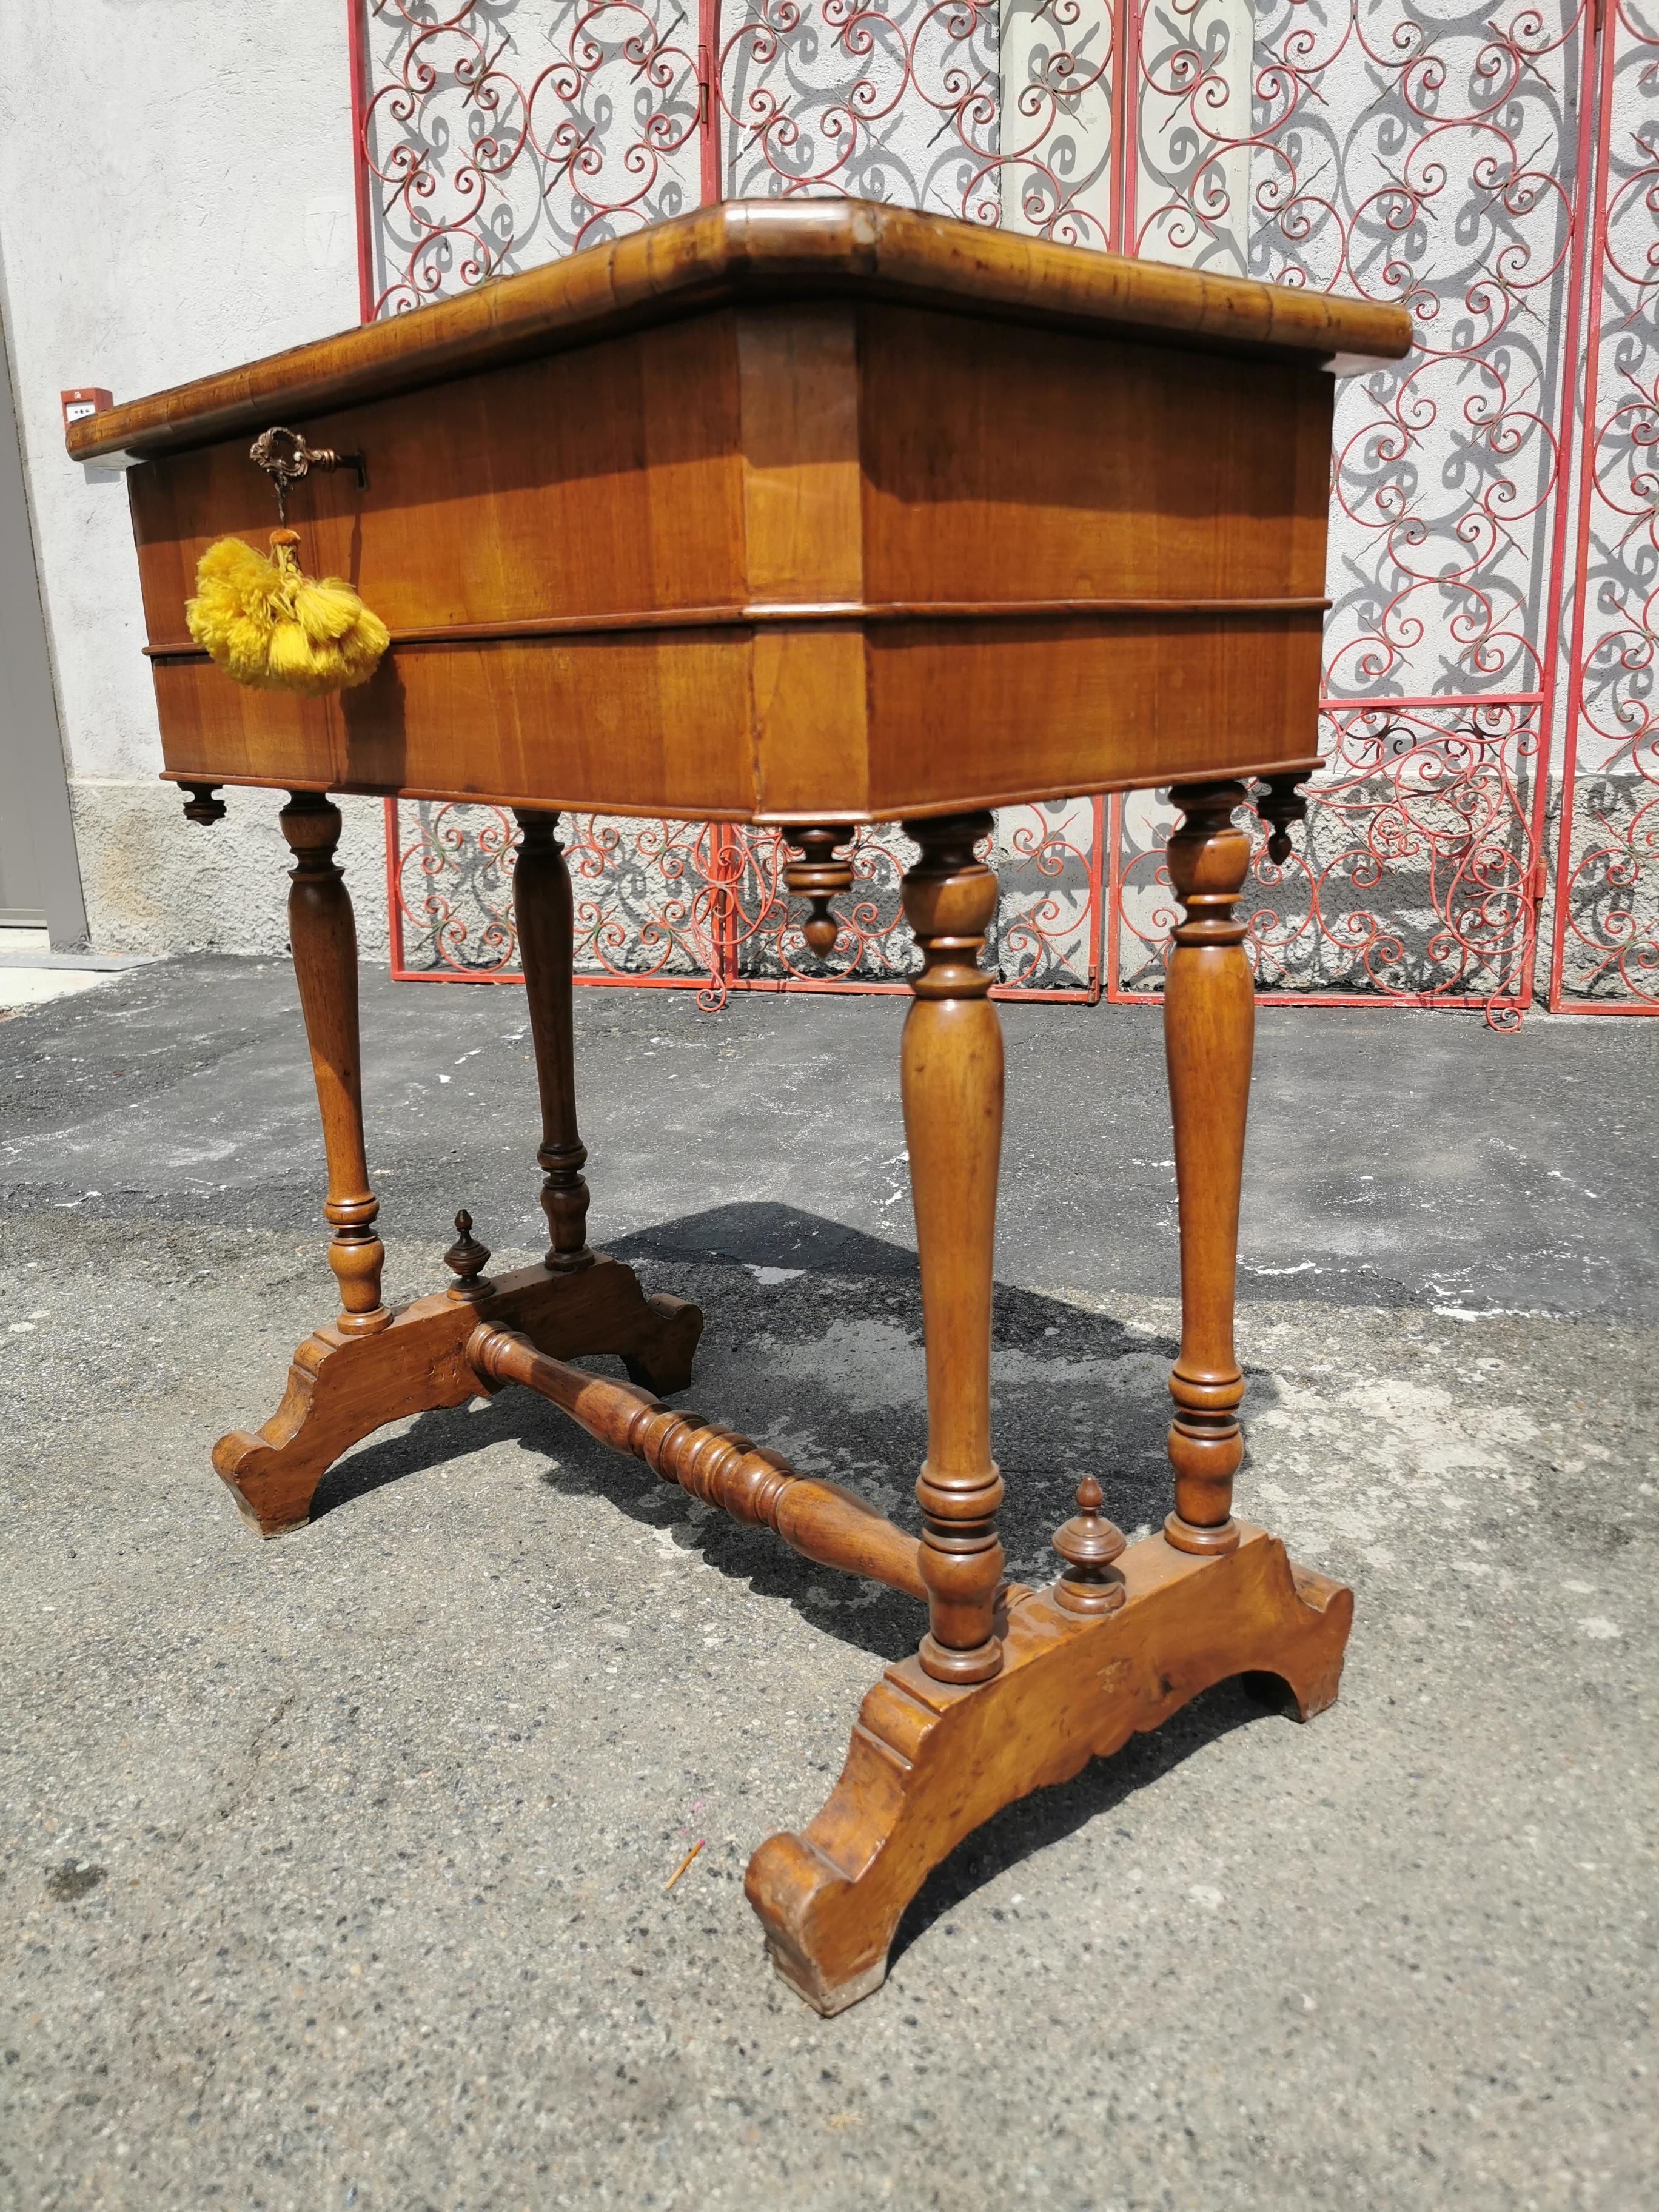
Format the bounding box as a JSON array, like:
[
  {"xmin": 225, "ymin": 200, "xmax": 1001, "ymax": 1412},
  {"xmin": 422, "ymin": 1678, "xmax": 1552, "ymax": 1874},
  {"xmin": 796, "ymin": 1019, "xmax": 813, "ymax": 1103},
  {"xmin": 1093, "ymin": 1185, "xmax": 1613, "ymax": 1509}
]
[
  {"xmin": 2, "ymin": 959, "xmax": 1654, "ymax": 2212},
  {"xmin": 0, "ymin": 931, "xmax": 156, "ymax": 1013}
]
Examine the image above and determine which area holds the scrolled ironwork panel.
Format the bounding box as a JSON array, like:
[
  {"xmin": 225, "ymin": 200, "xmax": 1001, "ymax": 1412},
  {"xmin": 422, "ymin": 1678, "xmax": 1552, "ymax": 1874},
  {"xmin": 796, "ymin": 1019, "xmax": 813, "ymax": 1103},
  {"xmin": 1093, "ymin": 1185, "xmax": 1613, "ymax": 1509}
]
[
  {"xmin": 1280, "ymin": 2, "xmax": 1584, "ymax": 708},
  {"xmin": 1107, "ymin": 0, "xmax": 1593, "ymax": 1011},
  {"xmin": 1114, "ymin": 0, "xmax": 1588, "ymax": 705},
  {"xmin": 989, "ymin": 797, "xmax": 1105, "ymax": 991},
  {"xmin": 389, "ymin": 799, "xmax": 523, "ymax": 974},
  {"xmin": 1111, "ymin": 706, "xmax": 1541, "ymax": 1004},
  {"xmin": 388, "ymin": 802, "xmax": 734, "ymax": 999},
  {"xmin": 1127, "ymin": 0, "xmax": 1254, "ymax": 273},
  {"xmin": 996, "ymin": 0, "xmax": 1119, "ymax": 245},
  {"xmin": 1552, "ymin": 0, "xmax": 1659, "ymax": 1008},
  {"xmin": 713, "ymin": 0, "xmax": 997, "ymax": 215},
  {"xmin": 711, "ymin": 0, "xmax": 1126, "ymax": 242},
  {"xmin": 358, "ymin": 0, "xmax": 703, "ymax": 315},
  {"xmin": 387, "ymin": 800, "xmax": 1102, "ymax": 998}
]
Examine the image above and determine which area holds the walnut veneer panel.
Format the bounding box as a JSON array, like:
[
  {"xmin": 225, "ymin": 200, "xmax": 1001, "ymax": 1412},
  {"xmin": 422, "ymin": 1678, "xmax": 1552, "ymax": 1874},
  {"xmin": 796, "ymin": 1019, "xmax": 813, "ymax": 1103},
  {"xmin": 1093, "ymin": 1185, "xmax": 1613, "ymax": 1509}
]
[
  {"xmin": 149, "ymin": 633, "xmax": 760, "ymax": 817},
  {"xmin": 857, "ymin": 307, "xmax": 1333, "ymax": 604},
  {"xmin": 130, "ymin": 318, "xmax": 745, "ymax": 640},
  {"xmin": 856, "ymin": 612, "xmax": 1328, "ymax": 816}
]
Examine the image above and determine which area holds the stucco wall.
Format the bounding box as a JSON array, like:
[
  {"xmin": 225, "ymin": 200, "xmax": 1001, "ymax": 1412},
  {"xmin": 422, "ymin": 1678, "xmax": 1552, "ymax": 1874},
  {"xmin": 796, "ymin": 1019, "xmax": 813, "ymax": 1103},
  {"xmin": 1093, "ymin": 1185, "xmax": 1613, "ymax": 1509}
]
[{"xmin": 0, "ymin": 0, "xmax": 386, "ymax": 954}]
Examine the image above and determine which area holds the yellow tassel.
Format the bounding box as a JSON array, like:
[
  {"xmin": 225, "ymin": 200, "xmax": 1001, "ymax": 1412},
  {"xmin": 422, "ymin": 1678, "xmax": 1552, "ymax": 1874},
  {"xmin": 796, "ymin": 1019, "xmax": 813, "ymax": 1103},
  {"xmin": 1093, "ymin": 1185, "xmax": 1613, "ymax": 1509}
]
[{"xmin": 186, "ymin": 531, "xmax": 389, "ymax": 696}]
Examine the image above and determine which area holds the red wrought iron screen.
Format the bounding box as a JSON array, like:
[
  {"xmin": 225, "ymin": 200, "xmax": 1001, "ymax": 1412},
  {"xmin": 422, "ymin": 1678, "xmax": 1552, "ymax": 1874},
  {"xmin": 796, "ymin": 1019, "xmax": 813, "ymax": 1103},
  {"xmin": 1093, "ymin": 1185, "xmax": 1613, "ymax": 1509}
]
[
  {"xmin": 383, "ymin": 805, "xmax": 1105, "ymax": 1004},
  {"xmin": 349, "ymin": 0, "xmax": 1657, "ymax": 1017}
]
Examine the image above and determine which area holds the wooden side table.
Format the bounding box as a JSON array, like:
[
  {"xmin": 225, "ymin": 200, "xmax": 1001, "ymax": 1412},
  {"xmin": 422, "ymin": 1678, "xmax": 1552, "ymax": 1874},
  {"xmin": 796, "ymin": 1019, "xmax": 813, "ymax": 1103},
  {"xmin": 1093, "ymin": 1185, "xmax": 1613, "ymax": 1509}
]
[{"xmin": 70, "ymin": 201, "xmax": 1410, "ymax": 2013}]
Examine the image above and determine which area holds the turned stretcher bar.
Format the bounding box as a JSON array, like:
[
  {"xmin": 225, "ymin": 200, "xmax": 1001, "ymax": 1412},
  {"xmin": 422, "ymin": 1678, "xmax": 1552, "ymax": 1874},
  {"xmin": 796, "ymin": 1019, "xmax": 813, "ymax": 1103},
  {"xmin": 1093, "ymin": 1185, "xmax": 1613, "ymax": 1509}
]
[{"xmin": 468, "ymin": 1322, "xmax": 928, "ymax": 1602}]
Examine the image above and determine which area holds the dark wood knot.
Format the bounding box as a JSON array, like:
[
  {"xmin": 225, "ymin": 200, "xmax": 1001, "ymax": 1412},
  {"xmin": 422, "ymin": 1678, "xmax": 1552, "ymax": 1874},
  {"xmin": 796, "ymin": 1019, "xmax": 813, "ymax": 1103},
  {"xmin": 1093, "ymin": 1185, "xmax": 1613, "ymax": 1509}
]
[
  {"xmin": 1053, "ymin": 1475, "xmax": 1127, "ymax": 1614},
  {"xmin": 444, "ymin": 1208, "xmax": 493, "ymax": 1303}
]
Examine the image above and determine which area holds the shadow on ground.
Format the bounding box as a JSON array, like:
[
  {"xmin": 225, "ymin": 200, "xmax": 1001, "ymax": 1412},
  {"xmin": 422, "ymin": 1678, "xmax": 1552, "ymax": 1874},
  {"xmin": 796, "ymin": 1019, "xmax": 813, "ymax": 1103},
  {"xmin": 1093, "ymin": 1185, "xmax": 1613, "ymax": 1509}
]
[{"xmin": 317, "ymin": 1200, "xmax": 1285, "ymax": 1669}]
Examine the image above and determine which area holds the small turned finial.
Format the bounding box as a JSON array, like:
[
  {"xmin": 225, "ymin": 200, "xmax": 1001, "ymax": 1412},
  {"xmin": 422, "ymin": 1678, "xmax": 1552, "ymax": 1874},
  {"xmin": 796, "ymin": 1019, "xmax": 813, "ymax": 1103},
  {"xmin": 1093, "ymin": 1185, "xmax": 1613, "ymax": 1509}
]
[
  {"xmin": 181, "ymin": 783, "xmax": 226, "ymax": 828},
  {"xmin": 784, "ymin": 825, "xmax": 854, "ymax": 960},
  {"xmin": 1258, "ymin": 774, "xmax": 1309, "ymax": 866},
  {"xmin": 444, "ymin": 1208, "xmax": 492, "ymax": 1302},
  {"xmin": 1052, "ymin": 1475, "xmax": 1127, "ymax": 1614}
]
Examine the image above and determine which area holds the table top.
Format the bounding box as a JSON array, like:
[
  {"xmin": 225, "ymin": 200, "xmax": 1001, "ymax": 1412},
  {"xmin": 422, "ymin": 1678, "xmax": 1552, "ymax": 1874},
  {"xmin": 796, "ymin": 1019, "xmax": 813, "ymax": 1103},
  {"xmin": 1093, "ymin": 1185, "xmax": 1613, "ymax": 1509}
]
[{"xmin": 70, "ymin": 200, "xmax": 1409, "ymax": 468}]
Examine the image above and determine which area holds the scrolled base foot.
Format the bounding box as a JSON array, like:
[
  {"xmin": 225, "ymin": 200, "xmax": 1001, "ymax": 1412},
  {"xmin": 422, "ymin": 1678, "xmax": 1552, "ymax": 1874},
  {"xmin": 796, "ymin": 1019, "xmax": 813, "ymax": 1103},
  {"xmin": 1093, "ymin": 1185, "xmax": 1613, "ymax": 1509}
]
[
  {"xmin": 620, "ymin": 1292, "xmax": 703, "ymax": 1397},
  {"xmin": 213, "ymin": 1253, "xmax": 703, "ymax": 1537},
  {"xmin": 745, "ymin": 1524, "xmax": 1352, "ymax": 2011},
  {"xmin": 763, "ymin": 1923, "xmax": 890, "ymax": 2018}
]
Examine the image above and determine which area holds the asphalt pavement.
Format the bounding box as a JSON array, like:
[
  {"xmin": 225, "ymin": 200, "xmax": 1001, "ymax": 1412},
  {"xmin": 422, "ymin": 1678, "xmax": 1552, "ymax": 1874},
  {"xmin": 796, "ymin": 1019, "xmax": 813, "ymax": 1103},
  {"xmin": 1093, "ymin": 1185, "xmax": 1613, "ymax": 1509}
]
[{"xmin": 2, "ymin": 959, "xmax": 1654, "ymax": 2210}]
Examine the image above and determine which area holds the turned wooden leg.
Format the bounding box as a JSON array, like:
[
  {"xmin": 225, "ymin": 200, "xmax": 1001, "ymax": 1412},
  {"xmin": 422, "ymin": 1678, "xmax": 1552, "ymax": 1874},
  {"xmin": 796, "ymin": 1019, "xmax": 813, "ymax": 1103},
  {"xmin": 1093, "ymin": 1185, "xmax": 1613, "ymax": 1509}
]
[
  {"xmin": 748, "ymin": 796, "xmax": 1355, "ymax": 2012},
  {"xmin": 278, "ymin": 792, "xmax": 389, "ymax": 1338},
  {"xmin": 513, "ymin": 811, "xmax": 592, "ymax": 1270},
  {"xmin": 1162, "ymin": 780, "xmax": 1253, "ymax": 1555},
  {"xmin": 900, "ymin": 814, "xmax": 1005, "ymax": 1684},
  {"xmin": 212, "ymin": 809, "xmax": 702, "ymax": 1538}
]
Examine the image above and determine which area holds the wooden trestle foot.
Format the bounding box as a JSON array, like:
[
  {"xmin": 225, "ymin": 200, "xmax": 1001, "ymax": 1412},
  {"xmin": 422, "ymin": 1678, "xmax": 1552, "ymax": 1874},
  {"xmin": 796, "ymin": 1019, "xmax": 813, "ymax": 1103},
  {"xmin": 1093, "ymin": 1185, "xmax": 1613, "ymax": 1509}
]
[
  {"xmin": 213, "ymin": 1255, "xmax": 702, "ymax": 1537},
  {"xmin": 745, "ymin": 1524, "xmax": 1352, "ymax": 2016}
]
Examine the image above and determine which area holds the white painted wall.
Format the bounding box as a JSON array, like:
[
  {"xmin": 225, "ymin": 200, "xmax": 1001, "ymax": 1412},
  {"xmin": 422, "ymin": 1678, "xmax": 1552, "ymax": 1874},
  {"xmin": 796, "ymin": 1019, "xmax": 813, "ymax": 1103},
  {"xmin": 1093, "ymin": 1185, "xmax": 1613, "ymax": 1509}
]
[{"xmin": 0, "ymin": 0, "xmax": 387, "ymax": 954}]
